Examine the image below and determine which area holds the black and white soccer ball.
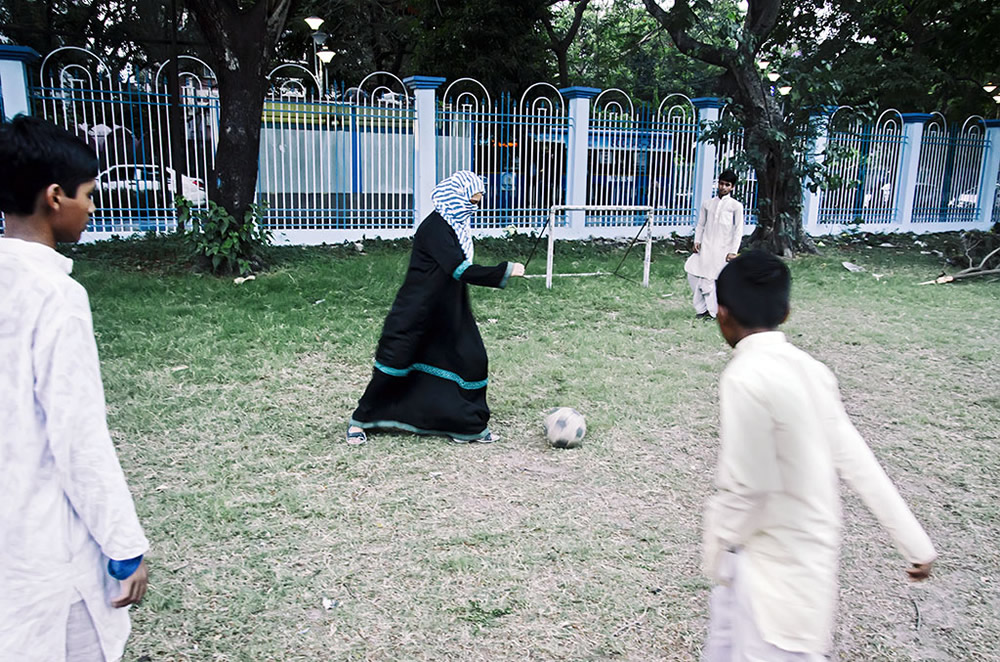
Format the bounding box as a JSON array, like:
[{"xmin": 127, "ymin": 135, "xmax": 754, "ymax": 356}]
[{"xmin": 543, "ymin": 407, "xmax": 586, "ymax": 448}]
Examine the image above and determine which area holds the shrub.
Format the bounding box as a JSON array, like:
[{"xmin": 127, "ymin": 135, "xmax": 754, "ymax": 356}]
[{"xmin": 176, "ymin": 197, "xmax": 272, "ymax": 276}]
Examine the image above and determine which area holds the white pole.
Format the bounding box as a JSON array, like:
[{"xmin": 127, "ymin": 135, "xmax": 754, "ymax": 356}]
[
  {"xmin": 546, "ymin": 208, "xmax": 556, "ymax": 289},
  {"xmin": 643, "ymin": 211, "xmax": 652, "ymax": 287}
]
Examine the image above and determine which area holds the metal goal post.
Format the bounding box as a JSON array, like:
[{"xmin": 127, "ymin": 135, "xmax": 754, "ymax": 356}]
[{"xmin": 522, "ymin": 205, "xmax": 655, "ymax": 289}]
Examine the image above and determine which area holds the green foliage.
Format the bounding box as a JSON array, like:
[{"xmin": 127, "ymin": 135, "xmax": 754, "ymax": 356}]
[
  {"xmin": 566, "ymin": 2, "xmax": 721, "ymax": 99},
  {"xmin": 767, "ymin": 0, "xmax": 1000, "ymax": 116},
  {"xmin": 176, "ymin": 196, "xmax": 272, "ymax": 276},
  {"xmin": 408, "ymin": 0, "xmax": 553, "ymax": 92}
]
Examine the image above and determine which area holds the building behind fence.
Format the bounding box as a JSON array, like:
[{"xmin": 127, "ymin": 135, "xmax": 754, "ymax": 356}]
[{"xmin": 2, "ymin": 45, "xmax": 999, "ymax": 243}]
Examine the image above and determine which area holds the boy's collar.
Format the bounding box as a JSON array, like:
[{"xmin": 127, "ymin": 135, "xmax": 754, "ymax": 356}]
[
  {"xmin": 0, "ymin": 237, "xmax": 73, "ymax": 274},
  {"xmin": 733, "ymin": 330, "xmax": 786, "ymax": 352}
]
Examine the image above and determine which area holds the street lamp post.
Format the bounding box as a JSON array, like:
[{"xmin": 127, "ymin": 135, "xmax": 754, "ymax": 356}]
[
  {"xmin": 317, "ymin": 48, "xmax": 334, "ymax": 97},
  {"xmin": 305, "ymin": 16, "xmax": 329, "ymax": 96}
]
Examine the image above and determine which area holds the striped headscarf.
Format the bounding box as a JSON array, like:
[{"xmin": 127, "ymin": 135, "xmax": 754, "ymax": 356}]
[{"xmin": 431, "ymin": 170, "xmax": 485, "ymax": 261}]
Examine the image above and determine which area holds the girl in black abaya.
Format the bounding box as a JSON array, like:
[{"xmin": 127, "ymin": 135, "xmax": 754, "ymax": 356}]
[{"xmin": 347, "ymin": 170, "xmax": 525, "ymax": 445}]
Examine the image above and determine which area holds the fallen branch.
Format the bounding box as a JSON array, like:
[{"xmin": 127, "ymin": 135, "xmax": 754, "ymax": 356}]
[{"xmin": 920, "ymin": 246, "xmax": 1000, "ymax": 284}]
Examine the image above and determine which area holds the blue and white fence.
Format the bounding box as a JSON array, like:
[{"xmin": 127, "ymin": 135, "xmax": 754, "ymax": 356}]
[
  {"xmin": 583, "ymin": 90, "xmax": 700, "ymax": 231},
  {"xmin": 912, "ymin": 114, "xmax": 987, "ymax": 225},
  {"xmin": 3, "ymin": 46, "xmax": 999, "ymax": 242},
  {"xmin": 436, "ymin": 80, "xmax": 569, "ymax": 230},
  {"xmin": 259, "ymin": 71, "xmax": 416, "ymax": 235}
]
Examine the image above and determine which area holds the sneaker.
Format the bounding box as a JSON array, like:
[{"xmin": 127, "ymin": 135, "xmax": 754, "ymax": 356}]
[{"xmin": 695, "ymin": 311, "xmax": 711, "ymax": 319}]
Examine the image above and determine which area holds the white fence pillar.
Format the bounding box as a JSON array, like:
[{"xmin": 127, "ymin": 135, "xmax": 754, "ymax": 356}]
[
  {"xmin": 560, "ymin": 86, "xmax": 600, "ymax": 237},
  {"xmin": 801, "ymin": 107, "xmax": 834, "ymax": 236},
  {"xmin": 0, "ymin": 45, "xmax": 39, "ymax": 121},
  {"xmin": 404, "ymin": 75, "xmax": 446, "ymax": 225},
  {"xmin": 894, "ymin": 113, "xmax": 931, "ymax": 230},
  {"xmin": 977, "ymin": 120, "xmax": 1000, "ymax": 227},
  {"xmin": 692, "ymin": 97, "xmax": 724, "ymax": 219}
]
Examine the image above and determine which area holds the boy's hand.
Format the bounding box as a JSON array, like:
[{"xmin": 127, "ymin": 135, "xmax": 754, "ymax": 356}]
[
  {"xmin": 906, "ymin": 562, "xmax": 932, "ymax": 582},
  {"xmin": 112, "ymin": 558, "xmax": 149, "ymax": 608},
  {"xmin": 726, "ymin": 253, "xmax": 737, "ymax": 262},
  {"xmin": 511, "ymin": 262, "xmax": 525, "ymax": 277},
  {"xmin": 693, "ymin": 242, "xmax": 701, "ymax": 253}
]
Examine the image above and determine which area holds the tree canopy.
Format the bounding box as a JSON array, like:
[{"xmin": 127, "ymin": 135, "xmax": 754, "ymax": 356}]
[
  {"xmin": 767, "ymin": 0, "xmax": 1000, "ymax": 117},
  {"xmin": 3, "ymin": 0, "xmax": 995, "ymax": 114}
]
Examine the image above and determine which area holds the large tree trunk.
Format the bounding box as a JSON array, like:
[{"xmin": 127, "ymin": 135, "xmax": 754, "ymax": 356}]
[
  {"xmin": 556, "ymin": 52, "xmax": 570, "ymax": 88},
  {"xmin": 186, "ymin": 0, "xmax": 292, "ymax": 223},
  {"xmin": 641, "ymin": 0, "xmax": 815, "ymax": 255},
  {"xmin": 728, "ymin": 61, "xmax": 809, "ymax": 255},
  {"xmin": 214, "ymin": 68, "xmax": 270, "ymax": 221},
  {"xmin": 543, "ymin": 0, "xmax": 590, "ymax": 90}
]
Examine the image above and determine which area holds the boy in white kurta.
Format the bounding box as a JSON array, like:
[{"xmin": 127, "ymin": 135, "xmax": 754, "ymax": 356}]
[
  {"xmin": 685, "ymin": 170, "xmax": 744, "ymax": 318},
  {"xmin": 0, "ymin": 116, "xmax": 150, "ymax": 662},
  {"xmin": 702, "ymin": 250, "xmax": 936, "ymax": 660}
]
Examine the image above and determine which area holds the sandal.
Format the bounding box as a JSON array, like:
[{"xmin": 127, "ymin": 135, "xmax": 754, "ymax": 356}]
[
  {"xmin": 346, "ymin": 426, "xmax": 367, "ymax": 445},
  {"xmin": 450, "ymin": 431, "xmax": 500, "ymax": 444},
  {"xmin": 475, "ymin": 431, "xmax": 500, "ymax": 443}
]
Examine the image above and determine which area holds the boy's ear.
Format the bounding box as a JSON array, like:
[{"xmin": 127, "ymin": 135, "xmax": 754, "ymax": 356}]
[
  {"xmin": 781, "ymin": 304, "xmax": 791, "ymax": 324},
  {"xmin": 40, "ymin": 183, "xmax": 63, "ymax": 213}
]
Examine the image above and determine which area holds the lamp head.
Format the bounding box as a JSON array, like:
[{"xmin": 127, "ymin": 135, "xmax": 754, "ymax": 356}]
[
  {"xmin": 317, "ymin": 50, "xmax": 335, "ymax": 64},
  {"xmin": 304, "ymin": 16, "xmax": 325, "ymax": 30},
  {"xmin": 778, "ymin": 85, "xmax": 792, "ymax": 96},
  {"xmin": 767, "ymin": 72, "xmax": 780, "ymax": 82}
]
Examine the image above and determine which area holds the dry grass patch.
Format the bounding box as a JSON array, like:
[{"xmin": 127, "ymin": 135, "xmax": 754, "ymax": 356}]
[{"xmin": 67, "ymin": 237, "xmax": 999, "ymax": 661}]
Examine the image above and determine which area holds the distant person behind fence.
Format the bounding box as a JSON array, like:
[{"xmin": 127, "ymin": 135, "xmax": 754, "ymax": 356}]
[
  {"xmin": 685, "ymin": 169, "xmax": 744, "ymax": 319},
  {"xmin": 346, "ymin": 170, "xmax": 525, "ymax": 445},
  {"xmin": 0, "ymin": 115, "xmax": 150, "ymax": 662}
]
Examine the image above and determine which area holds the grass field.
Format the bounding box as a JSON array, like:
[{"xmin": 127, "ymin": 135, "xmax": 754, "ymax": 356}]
[{"xmin": 65, "ymin": 233, "xmax": 999, "ymax": 661}]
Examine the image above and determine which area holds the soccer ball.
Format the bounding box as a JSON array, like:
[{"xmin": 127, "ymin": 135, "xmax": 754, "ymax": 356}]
[{"xmin": 543, "ymin": 407, "xmax": 586, "ymax": 448}]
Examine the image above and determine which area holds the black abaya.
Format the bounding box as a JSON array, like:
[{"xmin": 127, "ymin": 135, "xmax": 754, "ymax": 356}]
[{"xmin": 349, "ymin": 212, "xmax": 513, "ymax": 440}]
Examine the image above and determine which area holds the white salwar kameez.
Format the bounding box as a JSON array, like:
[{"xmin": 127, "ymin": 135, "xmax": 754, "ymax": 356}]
[
  {"xmin": 0, "ymin": 238, "xmax": 149, "ymax": 662},
  {"xmin": 684, "ymin": 194, "xmax": 744, "ymax": 317},
  {"xmin": 703, "ymin": 332, "xmax": 937, "ymax": 657}
]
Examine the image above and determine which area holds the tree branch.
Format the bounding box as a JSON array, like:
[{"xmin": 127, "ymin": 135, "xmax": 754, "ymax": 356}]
[
  {"xmin": 745, "ymin": 0, "xmax": 781, "ymax": 42},
  {"xmin": 920, "ymin": 245, "xmax": 1000, "ymax": 284},
  {"xmin": 965, "ymin": 245, "xmax": 1000, "ymax": 273},
  {"xmin": 640, "ymin": 0, "xmax": 732, "ymax": 67},
  {"xmin": 542, "ymin": 0, "xmax": 590, "ymax": 51}
]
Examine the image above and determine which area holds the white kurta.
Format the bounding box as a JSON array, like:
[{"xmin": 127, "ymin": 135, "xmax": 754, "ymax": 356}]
[
  {"xmin": 685, "ymin": 194, "xmax": 744, "ymax": 280},
  {"xmin": 703, "ymin": 332, "xmax": 937, "ymax": 655},
  {"xmin": 0, "ymin": 238, "xmax": 149, "ymax": 662}
]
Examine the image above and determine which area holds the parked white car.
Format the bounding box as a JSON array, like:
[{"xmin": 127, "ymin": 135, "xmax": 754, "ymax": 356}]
[
  {"xmin": 96, "ymin": 164, "xmax": 208, "ymax": 205},
  {"xmin": 948, "ymin": 188, "xmax": 978, "ymax": 209}
]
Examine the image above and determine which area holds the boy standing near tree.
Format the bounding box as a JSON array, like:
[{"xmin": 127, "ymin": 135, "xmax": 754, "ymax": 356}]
[
  {"xmin": 0, "ymin": 116, "xmax": 149, "ymax": 661},
  {"xmin": 685, "ymin": 169, "xmax": 744, "ymax": 319},
  {"xmin": 702, "ymin": 250, "xmax": 937, "ymax": 660}
]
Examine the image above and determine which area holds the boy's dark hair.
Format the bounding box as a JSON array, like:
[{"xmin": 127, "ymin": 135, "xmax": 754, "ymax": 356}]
[
  {"xmin": 716, "ymin": 249, "xmax": 790, "ymax": 328},
  {"xmin": 718, "ymin": 169, "xmax": 739, "ymax": 186},
  {"xmin": 0, "ymin": 115, "xmax": 99, "ymax": 215}
]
